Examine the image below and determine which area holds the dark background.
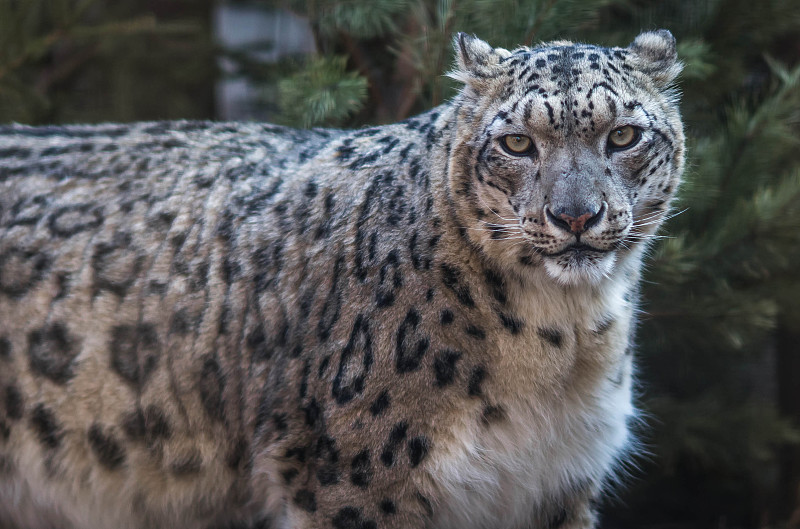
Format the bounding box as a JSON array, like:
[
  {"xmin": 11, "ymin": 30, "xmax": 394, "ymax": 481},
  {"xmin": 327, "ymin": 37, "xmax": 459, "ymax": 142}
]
[{"xmin": 1, "ymin": 1, "xmax": 799, "ymax": 527}]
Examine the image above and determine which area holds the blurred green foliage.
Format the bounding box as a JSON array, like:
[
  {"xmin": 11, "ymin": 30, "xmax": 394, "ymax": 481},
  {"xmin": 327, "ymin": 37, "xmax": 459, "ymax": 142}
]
[
  {"xmin": 1, "ymin": 0, "xmax": 800, "ymax": 527},
  {"xmin": 0, "ymin": 0, "xmax": 214, "ymax": 123},
  {"xmin": 277, "ymin": 55, "xmax": 367, "ymax": 127}
]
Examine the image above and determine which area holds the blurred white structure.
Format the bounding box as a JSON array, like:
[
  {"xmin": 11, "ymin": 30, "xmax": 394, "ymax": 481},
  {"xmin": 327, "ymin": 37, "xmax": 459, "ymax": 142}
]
[{"xmin": 214, "ymin": 3, "xmax": 315, "ymax": 120}]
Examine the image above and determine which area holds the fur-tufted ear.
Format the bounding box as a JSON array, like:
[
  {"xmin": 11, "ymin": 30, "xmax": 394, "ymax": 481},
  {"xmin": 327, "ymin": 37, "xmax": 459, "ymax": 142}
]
[
  {"xmin": 448, "ymin": 33, "xmax": 510, "ymax": 85},
  {"xmin": 628, "ymin": 29, "xmax": 682, "ymax": 87}
]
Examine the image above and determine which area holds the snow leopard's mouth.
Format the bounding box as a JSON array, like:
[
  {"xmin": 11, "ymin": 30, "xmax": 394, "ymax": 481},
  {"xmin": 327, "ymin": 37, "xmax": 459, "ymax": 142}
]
[
  {"xmin": 548, "ymin": 242, "xmax": 611, "ymax": 257},
  {"xmin": 542, "ymin": 242, "xmax": 620, "ymax": 285}
]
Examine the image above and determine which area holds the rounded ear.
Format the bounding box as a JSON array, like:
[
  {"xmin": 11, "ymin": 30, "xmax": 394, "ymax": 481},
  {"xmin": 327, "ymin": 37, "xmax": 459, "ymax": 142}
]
[
  {"xmin": 449, "ymin": 33, "xmax": 510, "ymax": 85},
  {"xmin": 628, "ymin": 29, "xmax": 683, "ymax": 87}
]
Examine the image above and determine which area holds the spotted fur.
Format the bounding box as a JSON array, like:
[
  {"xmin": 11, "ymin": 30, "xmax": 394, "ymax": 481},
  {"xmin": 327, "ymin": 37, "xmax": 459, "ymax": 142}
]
[{"xmin": 0, "ymin": 30, "xmax": 684, "ymax": 529}]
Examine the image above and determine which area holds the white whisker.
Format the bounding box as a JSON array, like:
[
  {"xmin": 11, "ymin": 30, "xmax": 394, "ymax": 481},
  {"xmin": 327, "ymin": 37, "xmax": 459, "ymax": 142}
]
[{"xmin": 477, "ymin": 194, "xmax": 516, "ymax": 222}]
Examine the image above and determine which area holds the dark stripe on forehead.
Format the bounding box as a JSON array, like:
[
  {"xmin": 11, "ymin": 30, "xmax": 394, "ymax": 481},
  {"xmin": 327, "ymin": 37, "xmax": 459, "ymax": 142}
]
[
  {"xmin": 523, "ymin": 99, "xmax": 535, "ymax": 122},
  {"xmin": 492, "ymin": 111, "xmax": 511, "ymax": 125},
  {"xmin": 586, "ymin": 81, "xmax": 620, "ymax": 99},
  {"xmin": 503, "ymin": 50, "xmax": 532, "ymax": 62}
]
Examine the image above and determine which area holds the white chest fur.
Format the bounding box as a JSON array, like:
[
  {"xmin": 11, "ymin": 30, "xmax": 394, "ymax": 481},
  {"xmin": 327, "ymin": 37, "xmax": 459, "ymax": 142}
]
[
  {"xmin": 429, "ymin": 371, "xmax": 633, "ymax": 529},
  {"xmin": 426, "ymin": 269, "xmax": 637, "ymax": 529}
]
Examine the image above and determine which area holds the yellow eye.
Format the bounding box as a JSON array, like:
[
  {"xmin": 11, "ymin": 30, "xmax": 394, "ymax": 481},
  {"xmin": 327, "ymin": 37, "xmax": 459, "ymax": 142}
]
[
  {"xmin": 502, "ymin": 135, "xmax": 534, "ymax": 155},
  {"xmin": 608, "ymin": 126, "xmax": 639, "ymax": 149}
]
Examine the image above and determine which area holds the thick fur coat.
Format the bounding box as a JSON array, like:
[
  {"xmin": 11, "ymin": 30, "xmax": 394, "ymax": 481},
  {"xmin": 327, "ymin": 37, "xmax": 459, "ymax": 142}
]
[{"xmin": 0, "ymin": 30, "xmax": 684, "ymax": 529}]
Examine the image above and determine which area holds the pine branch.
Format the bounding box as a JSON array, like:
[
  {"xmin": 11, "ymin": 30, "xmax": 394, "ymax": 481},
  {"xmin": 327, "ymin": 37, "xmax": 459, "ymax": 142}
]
[
  {"xmin": 339, "ymin": 31, "xmax": 384, "ymax": 111},
  {"xmin": 277, "ymin": 55, "xmax": 368, "ymax": 127},
  {"xmin": 700, "ymin": 61, "xmax": 800, "ymax": 229}
]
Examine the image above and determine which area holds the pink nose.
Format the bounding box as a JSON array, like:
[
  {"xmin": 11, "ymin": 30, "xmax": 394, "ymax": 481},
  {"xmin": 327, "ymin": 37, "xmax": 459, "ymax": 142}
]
[
  {"xmin": 546, "ymin": 204, "xmax": 604, "ymax": 234},
  {"xmin": 558, "ymin": 212, "xmax": 595, "ymax": 234}
]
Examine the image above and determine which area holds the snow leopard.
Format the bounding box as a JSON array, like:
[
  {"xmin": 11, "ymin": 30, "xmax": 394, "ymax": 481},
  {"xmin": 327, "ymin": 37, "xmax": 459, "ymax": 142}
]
[{"xmin": 0, "ymin": 30, "xmax": 684, "ymax": 529}]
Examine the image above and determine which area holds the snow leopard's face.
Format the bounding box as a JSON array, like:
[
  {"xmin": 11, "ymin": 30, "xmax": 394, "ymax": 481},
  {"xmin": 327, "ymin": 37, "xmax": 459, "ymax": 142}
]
[{"xmin": 449, "ymin": 31, "xmax": 685, "ymax": 285}]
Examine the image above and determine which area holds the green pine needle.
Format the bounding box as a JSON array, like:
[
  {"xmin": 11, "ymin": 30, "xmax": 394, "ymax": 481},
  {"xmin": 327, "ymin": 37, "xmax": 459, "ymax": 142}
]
[{"xmin": 277, "ymin": 55, "xmax": 368, "ymax": 128}]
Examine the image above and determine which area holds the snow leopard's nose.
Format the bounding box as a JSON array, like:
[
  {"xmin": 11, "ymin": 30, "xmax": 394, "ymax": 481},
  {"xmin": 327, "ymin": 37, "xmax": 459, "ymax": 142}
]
[{"xmin": 545, "ymin": 203, "xmax": 605, "ymax": 234}]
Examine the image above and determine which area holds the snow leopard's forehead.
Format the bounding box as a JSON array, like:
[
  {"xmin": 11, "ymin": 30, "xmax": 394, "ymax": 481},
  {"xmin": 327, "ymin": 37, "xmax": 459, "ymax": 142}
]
[
  {"xmin": 480, "ymin": 44, "xmax": 678, "ymax": 144},
  {"xmin": 452, "ymin": 31, "xmax": 682, "ymax": 139}
]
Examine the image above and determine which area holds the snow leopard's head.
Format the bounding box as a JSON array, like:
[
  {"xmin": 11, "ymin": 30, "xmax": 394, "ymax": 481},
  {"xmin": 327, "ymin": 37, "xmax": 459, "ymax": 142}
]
[{"xmin": 448, "ymin": 30, "xmax": 684, "ymax": 285}]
